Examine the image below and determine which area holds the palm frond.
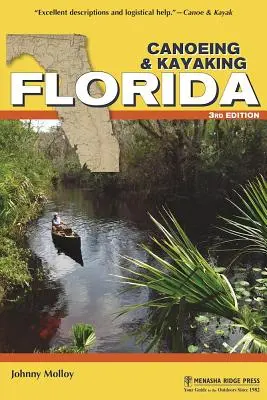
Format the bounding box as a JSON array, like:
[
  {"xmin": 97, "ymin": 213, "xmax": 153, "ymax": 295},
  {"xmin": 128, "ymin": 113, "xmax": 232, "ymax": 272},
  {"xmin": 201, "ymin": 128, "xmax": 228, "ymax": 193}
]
[
  {"xmin": 116, "ymin": 202, "xmax": 267, "ymax": 353},
  {"xmin": 219, "ymin": 175, "xmax": 267, "ymax": 256},
  {"xmin": 72, "ymin": 323, "xmax": 96, "ymax": 351},
  {"xmin": 230, "ymin": 332, "xmax": 267, "ymax": 353},
  {"xmin": 115, "ymin": 209, "xmax": 240, "ymax": 350}
]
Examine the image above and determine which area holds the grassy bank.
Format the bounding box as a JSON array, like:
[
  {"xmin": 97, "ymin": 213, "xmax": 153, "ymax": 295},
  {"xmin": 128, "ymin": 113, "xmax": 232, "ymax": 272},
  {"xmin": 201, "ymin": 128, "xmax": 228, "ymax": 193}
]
[{"xmin": 0, "ymin": 121, "xmax": 53, "ymax": 304}]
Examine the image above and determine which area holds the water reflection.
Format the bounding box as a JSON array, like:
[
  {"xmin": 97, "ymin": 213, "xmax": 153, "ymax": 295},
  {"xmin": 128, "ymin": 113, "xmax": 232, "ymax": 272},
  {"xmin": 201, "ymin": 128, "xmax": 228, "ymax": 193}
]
[
  {"xmin": 0, "ymin": 256, "xmax": 68, "ymax": 352},
  {"xmin": 0, "ymin": 186, "xmax": 230, "ymax": 353},
  {"xmin": 52, "ymin": 240, "xmax": 84, "ymax": 266},
  {"xmin": 25, "ymin": 187, "xmax": 150, "ymax": 352}
]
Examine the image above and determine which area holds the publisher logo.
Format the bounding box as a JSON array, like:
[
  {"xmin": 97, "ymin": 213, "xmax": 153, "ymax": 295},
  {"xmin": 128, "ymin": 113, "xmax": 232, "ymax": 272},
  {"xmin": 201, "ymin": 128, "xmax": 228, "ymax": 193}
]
[
  {"xmin": 183, "ymin": 376, "xmax": 261, "ymax": 394},
  {"xmin": 184, "ymin": 376, "xmax": 193, "ymax": 387}
]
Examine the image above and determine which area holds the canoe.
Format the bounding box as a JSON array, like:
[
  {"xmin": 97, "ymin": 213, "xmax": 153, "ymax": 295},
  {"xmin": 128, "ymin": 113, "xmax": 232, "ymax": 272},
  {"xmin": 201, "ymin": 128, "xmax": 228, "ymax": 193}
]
[{"xmin": 51, "ymin": 229, "xmax": 81, "ymax": 250}]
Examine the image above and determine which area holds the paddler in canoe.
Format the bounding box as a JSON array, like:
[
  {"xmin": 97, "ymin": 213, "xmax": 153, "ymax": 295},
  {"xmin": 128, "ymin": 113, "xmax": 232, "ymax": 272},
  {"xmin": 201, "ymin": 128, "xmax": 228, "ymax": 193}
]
[
  {"xmin": 51, "ymin": 212, "xmax": 82, "ymax": 256},
  {"xmin": 52, "ymin": 212, "xmax": 63, "ymax": 229},
  {"xmin": 52, "ymin": 212, "xmax": 72, "ymax": 236}
]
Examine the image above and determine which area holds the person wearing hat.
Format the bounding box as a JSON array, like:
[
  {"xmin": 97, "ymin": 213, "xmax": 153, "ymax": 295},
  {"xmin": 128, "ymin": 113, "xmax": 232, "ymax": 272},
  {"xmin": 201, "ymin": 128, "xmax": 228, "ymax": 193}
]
[{"xmin": 52, "ymin": 212, "xmax": 64, "ymax": 231}]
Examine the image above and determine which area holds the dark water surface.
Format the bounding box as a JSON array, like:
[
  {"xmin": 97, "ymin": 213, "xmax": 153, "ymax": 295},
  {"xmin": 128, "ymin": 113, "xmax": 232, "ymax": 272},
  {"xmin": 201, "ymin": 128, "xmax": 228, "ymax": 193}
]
[{"xmin": 0, "ymin": 186, "xmax": 230, "ymax": 353}]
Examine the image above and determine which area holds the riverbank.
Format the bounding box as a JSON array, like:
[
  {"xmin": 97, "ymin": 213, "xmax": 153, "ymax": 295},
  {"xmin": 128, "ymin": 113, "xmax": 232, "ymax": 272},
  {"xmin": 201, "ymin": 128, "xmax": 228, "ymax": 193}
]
[
  {"xmin": 1, "ymin": 181, "xmax": 266, "ymax": 353},
  {"xmin": 48, "ymin": 119, "xmax": 267, "ymax": 202},
  {"xmin": 0, "ymin": 186, "xmax": 150, "ymax": 352},
  {"xmin": 1, "ymin": 119, "xmax": 266, "ymax": 353},
  {"xmin": 0, "ymin": 121, "xmax": 53, "ymax": 305}
]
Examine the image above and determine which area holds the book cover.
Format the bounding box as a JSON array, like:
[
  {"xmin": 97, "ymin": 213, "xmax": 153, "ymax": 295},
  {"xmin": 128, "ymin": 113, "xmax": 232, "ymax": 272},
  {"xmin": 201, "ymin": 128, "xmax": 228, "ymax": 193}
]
[{"xmin": 0, "ymin": 1, "xmax": 266, "ymax": 399}]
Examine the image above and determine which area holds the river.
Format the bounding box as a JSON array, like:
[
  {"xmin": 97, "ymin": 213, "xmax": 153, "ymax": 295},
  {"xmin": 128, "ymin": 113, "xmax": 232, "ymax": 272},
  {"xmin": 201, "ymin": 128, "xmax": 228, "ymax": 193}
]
[{"xmin": 0, "ymin": 186, "xmax": 238, "ymax": 353}]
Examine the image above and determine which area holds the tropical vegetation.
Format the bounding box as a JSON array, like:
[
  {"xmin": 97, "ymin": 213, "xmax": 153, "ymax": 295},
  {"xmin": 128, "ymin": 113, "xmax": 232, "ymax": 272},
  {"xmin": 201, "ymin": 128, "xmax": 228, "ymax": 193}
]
[
  {"xmin": 0, "ymin": 120, "xmax": 53, "ymax": 304},
  {"xmin": 50, "ymin": 323, "xmax": 96, "ymax": 353},
  {"xmin": 117, "ymin": 177, "xmax": 267, "ymax": 353},
  {"xmin": 45, "ymin": 120, "xmax": 267, "ymax": 201},
  {"xmin": 1, "ymin": 118, "xmax": 266, "ymax": 354}
]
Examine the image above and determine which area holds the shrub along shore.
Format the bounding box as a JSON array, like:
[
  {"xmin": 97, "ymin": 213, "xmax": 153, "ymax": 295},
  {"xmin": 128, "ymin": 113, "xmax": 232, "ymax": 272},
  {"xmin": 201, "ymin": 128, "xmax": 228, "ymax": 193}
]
[
  {"xmin": 1, "ymin": 119, "xmax": 266, "ymax": 354},
  {"xmin": 46, "ymin": 120, "xmax": 267, "ymax": 203},
  {"xmin": 0, "ymin": 120, "xmax": 53, "ymax": 305}
]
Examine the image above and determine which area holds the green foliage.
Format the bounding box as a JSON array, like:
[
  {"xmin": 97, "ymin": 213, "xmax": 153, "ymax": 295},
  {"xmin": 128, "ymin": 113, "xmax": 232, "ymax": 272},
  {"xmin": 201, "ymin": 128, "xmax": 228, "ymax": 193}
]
[
  {"xmin": 72, "ymin": 323, "xmax": 96, "ymax": 351},
  {"xmin": 0, "ymin": 170, "xmax": 37, "ymax": 226},
  {"xmin": 116, "ymin": 201, "xmax": 267, "ymax": 353},
  {"xmin": 0, "ymin": 121, "xmax": 53, "ymax": 226},
  {"xmin": 116, "ymin": 209, "xmax": 239, "ymax": 351},
  {"xmin": 120, "ymin": 131, "xmax": 166, "ymax": 190},
  {"xmin": 47, "ymin": 119, "xmax": 267, "ymax": 200},
  {"xmin": 195, "ymin": 315, "xmax": 210, "ymax": 324},
  {"xmin": 37, "ymin": 125, "xmax": 80, "ymax": 177},
  {"xmin": 118, "ymin": 209, "xmax": 238, "ymax": 317},
  {"xmin": 229, "ymin": 307, "xmax": 267, "ymax": 353},
  {"xmin": 220, "ymin": 175, "xmax": 267, "ymax": 258},
  {"xmin": 232, "ymin": 332, "xmax": 267, "ymax": 353},
  {"xmin": 0, "ymin": 120, "xmax": 53, "ymax": 303},
  {"xmin": 0, "ymin": 235, "xmax": 31, "ymax": 302},
  {"xmin": 49, "ymin": 345, "xmax": 81, "ymax": 353},
  {"xmin": 198, "ymin": 120, "xmax": 267, "ymax": 194},
  {"xmin": 188, "ymin": 344, "xmax": 198, "ymax": 353},
  {"xmin": 49, "ymin": 323, "xmax": 96, "ymax": 353}
]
